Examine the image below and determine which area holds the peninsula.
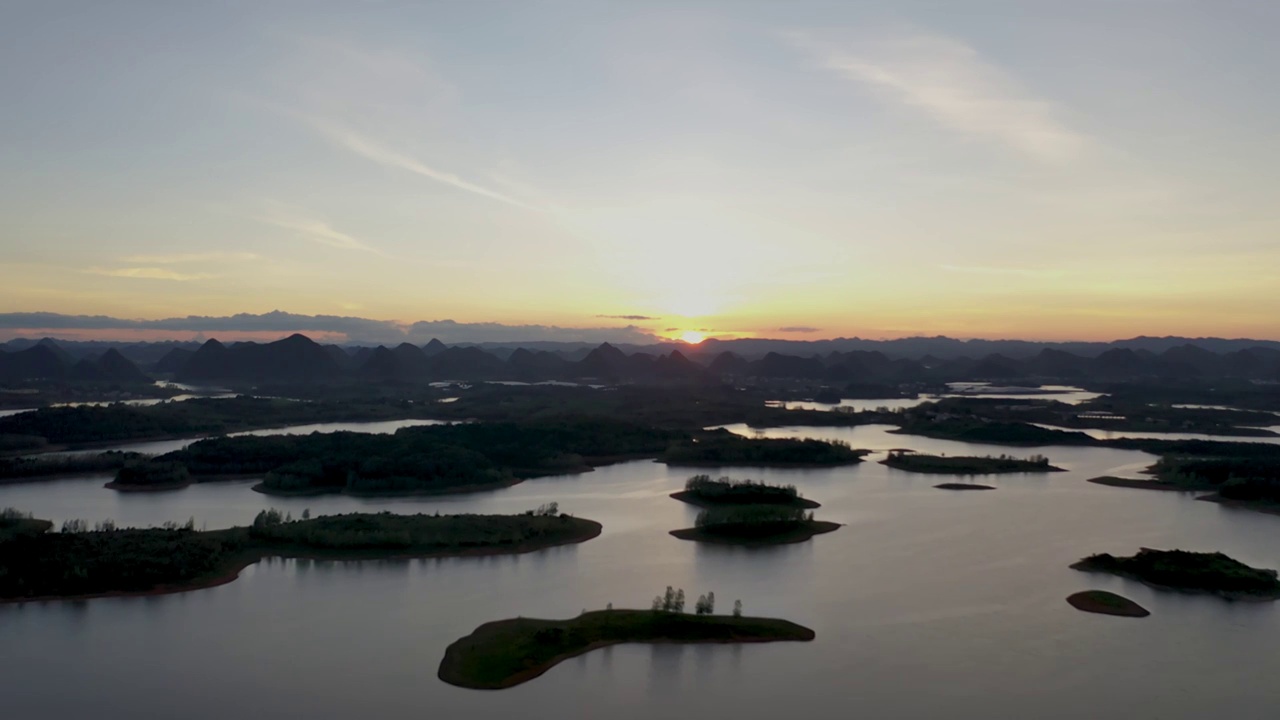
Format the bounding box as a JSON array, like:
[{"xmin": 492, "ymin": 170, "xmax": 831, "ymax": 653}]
[
  {"xmin": 1070, "ymin": 548, "xmax": 1280, "ymax": 601},
  {"xmin": 438, "ymin": 608, "xmax": 815, "ymax": 690},
  {"xmin": 0, "ymin": 509, "xmax": 601, "ymax": 603}
]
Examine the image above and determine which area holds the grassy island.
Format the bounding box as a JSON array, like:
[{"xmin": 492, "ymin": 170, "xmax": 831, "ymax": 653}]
[
  {"xmin": 1071, "ymin": 548, "xmax": 1280, "ymax": 601},
  {"xmin": 670, "ymin": 474, "xmax": 819, "ymax": 509},
  {"xmin": 882, "ymin": 450, "xmax": 1063, "ymax": 475},
  {"xmin": 934, "ymin": 482, "xmax": 995, "ymax": 491},
  {"xmin": 438, "ymin": 608, "xmax": 815, "ymax": 690},
  {"xmin": 670, "ymin": 505, "xmax": 838, "ymax": 546},
  {"xmin": 1066, "ymin": 590, "xmax": 1150, "ymax": 618},
  {"xmin": 0, "ymin": 508, "xmax": 601, "ymax": 603},
  {"xmin": 660, "ymin": 430, "xmax": 866, "ymax": 468}
]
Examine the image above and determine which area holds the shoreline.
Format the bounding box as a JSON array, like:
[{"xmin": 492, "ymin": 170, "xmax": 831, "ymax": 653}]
[
  {"xmin": 661, "ymin": 459, "xmax": 863, "ymax": 469},
  {"xmin": 437, "ymin": 611, "xmax": 816, "ymax": 690},
  {"xmin": 669, "ymin": 521, "xmax": 840, "ymax": 546},
  {"xmin": 1066, "ymin": 590, "xmax": 1149, "ymax": 617},
  {"xmin": 668, "ymin": 490, "xmax": 821, "ymax": 510},
  {"xmin": 881, "ymin": 457, "xmax": 1065, "ymax": 475},
  {"xmin": 1069, "ymin": 559, "xmax": 1280, "ymax": 602},
  {"xmin": 1, "ymin": 520, "xmax": 602, "ymax": 605}
]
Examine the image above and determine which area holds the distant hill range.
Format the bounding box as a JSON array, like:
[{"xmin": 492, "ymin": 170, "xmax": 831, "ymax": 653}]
[{"xmin": 3, "ymin": 334, "xmax": 1280, "ymax": 386}]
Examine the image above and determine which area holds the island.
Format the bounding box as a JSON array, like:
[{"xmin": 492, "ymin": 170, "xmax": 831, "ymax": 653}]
[
  {"xmin": 670, "ymin": 474, "xmax": 820, "ymax": 509},
  {"xmin": 103, "ymin": 418, "xmax": 684, "ymax": 497},
  {"xmin": 934, "ymin": 482, "xmax": 995, "ymax": 491},
  {"xmin": 670, "ymin": 505, "xmax": 839, "ymax": 546},
  {"xmin": 1066, "ymin": 590, "xmax": 1150, "ymax": 618},
  {"xmin": 0, "ymin": 508, "xmax": 601, "ymax": 603},
  {"xmin": 438, "ymin": 606, "xmax": 815, "ymax": 690},
  {"xmin": 659, "ymin": 429, "xmax": 867, "ymax": 467},
  {"xmin": 0, "ymin": 451, "xmax": 144, "ymax": 485},
  {"xmin": 1070, "ymin": 548, "xmax": 1280, "ymax": 601},
  {"xmin": 104, "ymin": 459, "xmax": 192, "ymax": 491},
  {"xmin": 881, "ymin": 450, "xmax": 1063, "ymax": 474}
]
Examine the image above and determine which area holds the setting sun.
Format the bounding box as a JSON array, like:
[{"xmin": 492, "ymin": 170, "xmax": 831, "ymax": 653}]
[{"xmin": 679, "ymin": 330, "xmax": 706, "ymax": 344}]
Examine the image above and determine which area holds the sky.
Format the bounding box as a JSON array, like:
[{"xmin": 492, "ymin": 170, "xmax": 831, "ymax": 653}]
[{"xmin": 2, "ymin": 0, "xmax": 1279, "ymax": 344}]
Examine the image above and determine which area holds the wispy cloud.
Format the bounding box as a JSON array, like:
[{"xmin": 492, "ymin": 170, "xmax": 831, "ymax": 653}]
[
  {"xmin": 940, "ymin": 264, "xmax": 1052, "ymax": 277},
  {"xmin": 779, "ymin": 326, "xmax": 821, "ymax": 333},
  {"xmin": 122, "ymin": 252, "xmax": 259, "ymax": 264},
  {"xmin": 304, "ymin": 116, "xmax": 541, "ymax": 211},
  {"xmin": 87, "ymin": 267, "xmax": 212, "ymax": 281},
  {"xmin": 597, "ymin": 314, "xmax": 660, "ymax": 321},
  {"xmin": 255, "ymin": 203, "xmax": 384, "ymax": 255},
  {"xmin": 789, "ymin": 30, "xmax": 1088, "ymax": 163}
]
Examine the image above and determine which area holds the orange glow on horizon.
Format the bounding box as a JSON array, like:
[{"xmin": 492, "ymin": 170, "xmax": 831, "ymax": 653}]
[{"xmin": 679, "ymin": 330, "xmax": 706, "ymax": 344}]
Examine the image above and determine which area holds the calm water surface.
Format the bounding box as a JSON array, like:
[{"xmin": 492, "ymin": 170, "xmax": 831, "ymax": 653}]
[{"xmin": 2, "ymin": 424, "xmax": 1279, "ymax": 719}]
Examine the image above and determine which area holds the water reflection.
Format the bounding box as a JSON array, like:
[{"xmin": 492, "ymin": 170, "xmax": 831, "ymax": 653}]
[{"xmin": 2, "ymin": 426, "xmax": 1279, "ymax": 719}]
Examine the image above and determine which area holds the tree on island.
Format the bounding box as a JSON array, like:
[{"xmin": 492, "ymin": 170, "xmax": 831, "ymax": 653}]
[
  {"xmin": 695, "ymin": 592, "xmax": 716, "ymax": 615},
  {"xmin": 733, "ymin": 599, "xmax": 742, "ymax": 617}
]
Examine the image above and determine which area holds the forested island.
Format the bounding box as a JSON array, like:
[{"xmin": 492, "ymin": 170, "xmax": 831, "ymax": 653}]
[
  {"xmin": 670, "ymin": 474, "xmax": 819, "ymax": 509},
  {"xmin": 892, "ymin": 418, "xmax": 1095, "ymax": 446},
  {"xmin": 438, "ymin": 599, "xmax": 814, "ymax": 689},
  {"xmin": 660, "ymin": 430, "xmax": 866, "ymax": 467},
  {"xmin": 0, "ymin": 508, "xmax": 601, "ymax": 602},
  {"xmin": 108, "ymin": 419, "xmax": 685, "ymax": 496},
  {"xmin": 881, "ymin": 450, "xmax": 1063, "ymax": 474},
  {"xmin": 1066, "ymin": 590, "xmax": 1150, "ymax": 618},
  {"xmin": 0, "ymin": 451, "xmax": 143, "ymax": 484},
  {"xmin": 670, "ymin": 505, "xmax": 839, "ymax": 546},
  {"xmin": 1070, "ymin": 548, "xmax": 1280, "ymax": 601},
  {"xmin": 934, "ymin": 483, "xmax": 995, "ymax": 491}
]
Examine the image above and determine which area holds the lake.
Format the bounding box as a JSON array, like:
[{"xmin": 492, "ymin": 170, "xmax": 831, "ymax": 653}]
[
  {"xmin": 2, "ymin": 423, "xmax": 1278, "ymax": 719},
  {"xmin": 771, "ymin": 384, "xmax": 1102, "ymax": 413}
]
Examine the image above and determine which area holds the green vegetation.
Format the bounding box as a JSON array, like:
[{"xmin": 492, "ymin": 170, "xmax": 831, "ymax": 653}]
[
  {"xmin": 0, "ymin": 434, "xmax": 47, "ymax": 454},
  {"xmin": 660, "ymin": 430, "xmax": 866, "ymax": 467},
  {"xmin": 672, "ymin": 474, "xmax": 819, "ymax": 509},
  {"xmin": 0, "ymin": 451, "xmax": 144, "ymax": 482},
  {"xmin": 904, "ymin": 396, "xmax": 1279, "ymax": 438},
  {"xmin": 1071, "ymin": 548, "xmax": 1280, "ymax": 600},
  {"xmin": 1089, "ymin": 442, "xmax": 1280, "ymax": 513},
  {"xmin": 108, "ymin": 459, "xmax": 191, "ymax": 490},
  {"xmin": 437, "ymin": 595, "xmax": 814, "ymax": 689},
  {"xmin": 881, "ymin": 451, "xmax": 1062, "ymax": 474},
  {"xmin": 671, "ymin": 505, "xmax": 840, "ymax": 545},
  {"xmin": 0, "ymin": 396, "xmax": 437, "ymax": 448},
  {"xmin": 0, "ymin": 507, "xmax": 53, "ymax": 542},
  {"xmin": 1065, "ymin": 590, "xmax": 1150, "ymax": 618},
  {"xmin": 0, "ymin": 509, "xmax": 601, "ymax": 602},
  {"xmin": 893, "ymin": 418, "xmax": 1095, "ymax": 446},
  {"xmin": 152, "ymin": 419, "xmax": 683, "ymax": 496}
]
